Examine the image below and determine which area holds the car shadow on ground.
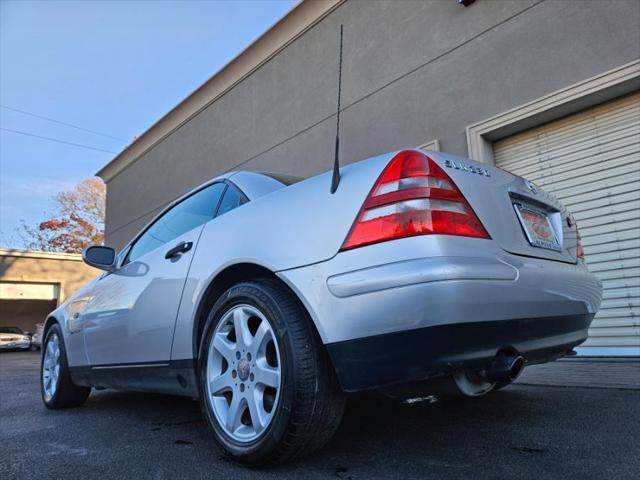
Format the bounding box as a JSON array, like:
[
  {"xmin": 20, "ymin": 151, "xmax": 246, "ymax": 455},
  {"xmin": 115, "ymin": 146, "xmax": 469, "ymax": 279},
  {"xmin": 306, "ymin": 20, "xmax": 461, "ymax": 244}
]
[
  {"xmin": 78, "ymin": 385, "xmax": 547, "ymax": 471},
  {"xmin": 3, "ymin": 351, "xmax": 638, "ymax": 480}
]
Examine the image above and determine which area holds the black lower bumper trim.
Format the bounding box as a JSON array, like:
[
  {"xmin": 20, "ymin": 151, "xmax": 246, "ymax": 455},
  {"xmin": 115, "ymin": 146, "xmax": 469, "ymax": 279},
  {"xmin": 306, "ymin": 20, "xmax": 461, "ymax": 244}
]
[{"xmin": 326, "ymin": 314, "xmax": 593, "ymax": 392}]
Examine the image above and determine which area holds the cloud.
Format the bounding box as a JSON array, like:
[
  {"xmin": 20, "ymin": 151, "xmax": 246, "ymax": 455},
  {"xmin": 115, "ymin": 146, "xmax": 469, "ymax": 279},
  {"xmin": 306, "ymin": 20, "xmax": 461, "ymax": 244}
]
[
  {"xmin": 1, "ymin": 176, "xmax": 76, "ymax": 201},
  {"xmin": 0, "ymin": 176, "xmax": 78, "ymax": 243}
]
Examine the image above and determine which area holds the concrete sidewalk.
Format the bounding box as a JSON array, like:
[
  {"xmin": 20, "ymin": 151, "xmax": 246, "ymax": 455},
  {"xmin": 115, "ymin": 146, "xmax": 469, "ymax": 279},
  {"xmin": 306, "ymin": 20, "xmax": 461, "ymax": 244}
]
[{"xmin": 517, "ymin": 357, "xmax": 640, "ymax": 390}]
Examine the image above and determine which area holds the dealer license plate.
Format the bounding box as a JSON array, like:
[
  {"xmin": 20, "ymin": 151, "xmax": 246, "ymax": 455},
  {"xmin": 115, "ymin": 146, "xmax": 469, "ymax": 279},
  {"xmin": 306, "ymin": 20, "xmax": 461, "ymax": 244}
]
[{"xmin": 513, "ymin": 203, "xmax": 562, "ymax": 251}]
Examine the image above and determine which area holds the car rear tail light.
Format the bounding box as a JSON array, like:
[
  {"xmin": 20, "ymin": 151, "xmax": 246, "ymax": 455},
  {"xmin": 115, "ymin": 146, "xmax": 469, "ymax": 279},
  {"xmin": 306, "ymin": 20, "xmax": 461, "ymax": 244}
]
[
  {"xmin": 341, "ymin": 150, "xmax": 490, "ymax": 250},
  {"xmin": 576, "ymin": 226, "xmax": 585, "ymax": 260}
]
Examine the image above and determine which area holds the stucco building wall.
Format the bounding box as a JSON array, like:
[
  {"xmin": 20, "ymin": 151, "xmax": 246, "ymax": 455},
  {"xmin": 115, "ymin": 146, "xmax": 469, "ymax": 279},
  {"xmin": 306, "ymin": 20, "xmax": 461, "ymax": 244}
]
[{"xmin": 99, "ymin": 0, "xmax": 640, "ymax": 249}]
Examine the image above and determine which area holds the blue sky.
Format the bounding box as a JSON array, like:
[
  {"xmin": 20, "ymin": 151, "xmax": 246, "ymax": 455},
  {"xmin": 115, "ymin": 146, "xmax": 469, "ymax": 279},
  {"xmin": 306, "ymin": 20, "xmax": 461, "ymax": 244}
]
[{"xmin": 0, "ymin": 0, "xmax": 295, "ymax": 247}]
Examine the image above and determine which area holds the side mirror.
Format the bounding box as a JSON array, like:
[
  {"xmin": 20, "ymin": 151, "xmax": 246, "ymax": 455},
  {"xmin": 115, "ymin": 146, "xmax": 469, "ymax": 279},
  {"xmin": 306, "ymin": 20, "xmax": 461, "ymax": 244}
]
[{"xmin": 82, "ymin": 246, "xmax": 117, "ymax": 272}]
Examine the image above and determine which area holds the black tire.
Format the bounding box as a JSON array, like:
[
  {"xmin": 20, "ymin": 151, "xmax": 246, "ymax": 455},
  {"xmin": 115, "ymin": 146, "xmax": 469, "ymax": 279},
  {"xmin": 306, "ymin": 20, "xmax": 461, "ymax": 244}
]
[
  {"xmin": 198, "ymin": 279, "xmax": 345, "ymax": 466},
  {"xmin": 41, "ymin": 324, "xmax": 91, "ymax": 409}
]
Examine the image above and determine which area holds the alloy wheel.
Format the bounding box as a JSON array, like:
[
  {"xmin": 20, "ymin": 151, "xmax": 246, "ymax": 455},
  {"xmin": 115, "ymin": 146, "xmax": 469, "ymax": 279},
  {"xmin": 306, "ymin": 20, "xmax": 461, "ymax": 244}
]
[
  {"xmin": 42, "ymin": 333, "xmax": 61, "ymax": 401},
  {"xmin": 206, "ymin": 304, "xmax": 282, "ymax": 443}
]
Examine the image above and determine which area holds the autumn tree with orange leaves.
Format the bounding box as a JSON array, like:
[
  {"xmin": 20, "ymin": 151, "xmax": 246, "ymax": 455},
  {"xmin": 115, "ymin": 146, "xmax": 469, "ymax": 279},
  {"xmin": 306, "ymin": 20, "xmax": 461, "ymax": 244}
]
[{"xmin": 19, "ymin": 178, "xmax": 105, "ymax": 253}]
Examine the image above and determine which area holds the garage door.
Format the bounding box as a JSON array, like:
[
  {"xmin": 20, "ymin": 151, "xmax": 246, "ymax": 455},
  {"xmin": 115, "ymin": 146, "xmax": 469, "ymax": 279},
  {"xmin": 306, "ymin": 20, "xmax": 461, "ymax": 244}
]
[{"xmin": 493, "ymin": 92, "xmax": 640, "ymax": 355}]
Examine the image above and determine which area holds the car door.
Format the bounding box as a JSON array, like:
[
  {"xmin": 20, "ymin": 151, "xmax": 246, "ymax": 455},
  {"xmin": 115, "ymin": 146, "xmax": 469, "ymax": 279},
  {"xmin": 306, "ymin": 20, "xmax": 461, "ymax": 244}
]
[
  {"xmin": 169, "ymin": 181, "xmax": 249, "ymax": 360},
  {"xmin": 82, "ymin": 182, "xmax": 226, "ymax": 366}
]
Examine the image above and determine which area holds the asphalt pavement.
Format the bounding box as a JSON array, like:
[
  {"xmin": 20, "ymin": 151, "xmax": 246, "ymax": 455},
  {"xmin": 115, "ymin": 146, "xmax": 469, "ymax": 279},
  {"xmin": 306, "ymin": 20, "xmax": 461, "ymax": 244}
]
[{"xmin": 1, "ymin": 351, "xmax": 638, "ymax": 480}]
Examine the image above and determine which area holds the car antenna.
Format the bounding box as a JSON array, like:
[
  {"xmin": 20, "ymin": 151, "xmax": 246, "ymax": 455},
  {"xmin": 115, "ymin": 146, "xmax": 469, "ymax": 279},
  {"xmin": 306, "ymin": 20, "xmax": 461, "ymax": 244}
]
[{"xmin": 330, "ymin": 24, "xmax": 344, "ymax": 194}]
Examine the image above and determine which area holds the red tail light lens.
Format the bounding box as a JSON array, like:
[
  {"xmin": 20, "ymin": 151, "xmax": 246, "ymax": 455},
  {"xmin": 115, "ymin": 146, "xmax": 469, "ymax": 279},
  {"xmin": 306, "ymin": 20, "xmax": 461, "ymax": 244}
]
[{"xmin": 341, "ymin": 150, "xmax": 490, "ymax": 250}]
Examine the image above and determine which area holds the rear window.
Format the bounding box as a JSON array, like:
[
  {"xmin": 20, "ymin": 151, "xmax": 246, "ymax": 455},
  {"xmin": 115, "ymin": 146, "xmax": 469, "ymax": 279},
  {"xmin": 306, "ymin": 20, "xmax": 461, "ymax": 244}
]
[{"xmin": 260, "ymin": 172, "xmax": 303, "ymax": 186}]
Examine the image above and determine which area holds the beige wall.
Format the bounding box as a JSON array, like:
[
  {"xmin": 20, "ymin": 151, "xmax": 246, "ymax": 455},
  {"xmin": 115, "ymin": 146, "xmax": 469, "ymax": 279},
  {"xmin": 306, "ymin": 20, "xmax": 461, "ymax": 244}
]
[
  {"xmin": 0, "ymin": 249, "xmax": 98, "ymax": 305},
  {"xmin": 98, "ymin": 0, "xmax": 640, "ymax": 249}
]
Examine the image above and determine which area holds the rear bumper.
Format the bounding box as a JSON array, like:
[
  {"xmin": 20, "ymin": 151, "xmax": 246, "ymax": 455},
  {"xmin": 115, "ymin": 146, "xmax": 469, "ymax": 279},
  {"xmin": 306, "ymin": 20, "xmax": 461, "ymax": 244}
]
[
  {"xmin": 278, "ymin": 235, "xmax": 602, "ymax": 392},
  {"xmin": 326, "ymin": 313, "xmax": 592, "ymax": 392}
]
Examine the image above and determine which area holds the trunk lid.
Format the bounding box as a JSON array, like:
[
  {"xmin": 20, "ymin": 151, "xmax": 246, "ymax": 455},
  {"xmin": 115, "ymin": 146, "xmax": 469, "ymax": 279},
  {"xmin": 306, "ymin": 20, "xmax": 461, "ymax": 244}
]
[{"xmin": 428, "ymin": 151, "xmax": 578, "ymax": 264}]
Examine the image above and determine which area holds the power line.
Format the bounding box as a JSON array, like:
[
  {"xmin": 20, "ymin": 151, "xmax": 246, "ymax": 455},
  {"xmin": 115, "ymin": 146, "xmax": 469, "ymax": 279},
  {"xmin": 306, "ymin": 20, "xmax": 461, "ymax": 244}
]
[
  {"xmin": 0, "ymin": 104, "xmax": 128, "ymax": 143},
  {"xmin": 0, "ymin": 127, "xmax": 117, "ymax": 154}
]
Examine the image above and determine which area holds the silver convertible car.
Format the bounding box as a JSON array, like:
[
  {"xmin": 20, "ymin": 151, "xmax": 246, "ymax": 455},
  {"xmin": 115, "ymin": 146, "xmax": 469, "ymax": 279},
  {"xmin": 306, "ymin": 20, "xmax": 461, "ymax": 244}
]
[{"xmin": 40, "ymin": 149, "xmax": 602, "ymax": 465}]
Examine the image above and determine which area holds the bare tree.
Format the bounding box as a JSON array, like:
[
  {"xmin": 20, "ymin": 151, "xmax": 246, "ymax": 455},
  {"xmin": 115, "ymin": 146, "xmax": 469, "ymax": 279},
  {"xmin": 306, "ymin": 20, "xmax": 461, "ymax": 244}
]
[{"xmin": 19, "ymin": 178, "xmax": 105, "ymax": 253}]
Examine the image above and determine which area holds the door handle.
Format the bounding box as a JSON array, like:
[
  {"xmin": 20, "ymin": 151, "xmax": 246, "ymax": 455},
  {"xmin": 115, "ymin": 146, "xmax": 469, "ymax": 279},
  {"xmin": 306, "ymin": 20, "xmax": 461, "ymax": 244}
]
[{"xmin": 165, "ymin": 241, "xmax": 193, "ymax": 260}]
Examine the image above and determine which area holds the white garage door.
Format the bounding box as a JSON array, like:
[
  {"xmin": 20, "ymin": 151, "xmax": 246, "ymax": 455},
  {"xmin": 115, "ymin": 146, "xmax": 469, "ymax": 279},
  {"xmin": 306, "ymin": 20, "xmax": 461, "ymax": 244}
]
[{"xmin": 493, "ymin": 92, "xmax": 640, "ymax": 355}]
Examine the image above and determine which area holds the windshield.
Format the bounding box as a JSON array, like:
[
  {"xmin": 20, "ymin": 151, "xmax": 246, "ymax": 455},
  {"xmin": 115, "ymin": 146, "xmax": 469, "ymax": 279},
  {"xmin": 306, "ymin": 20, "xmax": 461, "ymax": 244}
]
[{"xmin": 0, "ymin": 327, "xmax": 23, "ymax": 334}]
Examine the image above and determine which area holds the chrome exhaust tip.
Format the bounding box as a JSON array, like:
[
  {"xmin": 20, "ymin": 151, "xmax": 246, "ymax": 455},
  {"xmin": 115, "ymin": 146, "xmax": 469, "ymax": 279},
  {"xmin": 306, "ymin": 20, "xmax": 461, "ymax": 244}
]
[{"xmin": 486, "ymin": 351, "xmax": 525, "ymax": 383}]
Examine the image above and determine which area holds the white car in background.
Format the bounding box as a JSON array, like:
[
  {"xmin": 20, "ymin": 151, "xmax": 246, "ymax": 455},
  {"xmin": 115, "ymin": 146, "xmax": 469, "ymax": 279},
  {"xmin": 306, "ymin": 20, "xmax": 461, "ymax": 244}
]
[{"xmin": 0, "ymin": 327, "xmax": 32, "ymax": 351}]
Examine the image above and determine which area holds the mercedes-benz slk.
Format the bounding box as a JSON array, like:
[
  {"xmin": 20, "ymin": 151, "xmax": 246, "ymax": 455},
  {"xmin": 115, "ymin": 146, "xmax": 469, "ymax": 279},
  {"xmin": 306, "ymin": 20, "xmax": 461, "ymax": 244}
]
[{"xmin": 38, "ymin": 149, "xmax": 602, "ymax": 466}]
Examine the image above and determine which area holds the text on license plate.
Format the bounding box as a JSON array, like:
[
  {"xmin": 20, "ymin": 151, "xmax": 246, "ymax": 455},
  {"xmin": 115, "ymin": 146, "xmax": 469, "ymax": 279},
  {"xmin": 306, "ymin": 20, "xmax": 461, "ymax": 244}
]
[{"xmin": 513, "ymin": 203, "xmax": 562, "ymax": 251}]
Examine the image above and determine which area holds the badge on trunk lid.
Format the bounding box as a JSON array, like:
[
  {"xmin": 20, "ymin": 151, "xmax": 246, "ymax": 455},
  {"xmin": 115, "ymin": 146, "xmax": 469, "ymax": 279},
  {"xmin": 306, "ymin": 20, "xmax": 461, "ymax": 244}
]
[{"xmin": 443, "ymin": 159, "xmax": 491, "ymax": 177}]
